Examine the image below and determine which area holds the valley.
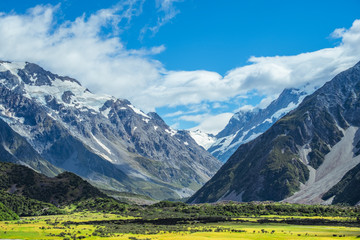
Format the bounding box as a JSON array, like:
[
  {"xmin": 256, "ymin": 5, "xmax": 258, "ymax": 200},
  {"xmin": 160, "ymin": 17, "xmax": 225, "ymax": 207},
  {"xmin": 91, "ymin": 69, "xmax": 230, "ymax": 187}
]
[
  {"xmin": 1, "ymin": 1, "xmax": 360, "ymax": 239},
  {"xmin": 1, "ymin": 201, "xmax": 359, "ymax": 240}
]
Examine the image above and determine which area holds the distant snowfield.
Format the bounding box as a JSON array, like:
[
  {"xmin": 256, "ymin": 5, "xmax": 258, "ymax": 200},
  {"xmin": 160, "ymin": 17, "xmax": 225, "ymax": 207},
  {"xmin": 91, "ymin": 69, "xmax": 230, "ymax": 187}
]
[
  {"xmin": 188, "ymin": 130, "xmax": 216, "ymax": 150},
  {"xmin": 284, "ymin": 126, "xmax": 360, "ymax": 204}
]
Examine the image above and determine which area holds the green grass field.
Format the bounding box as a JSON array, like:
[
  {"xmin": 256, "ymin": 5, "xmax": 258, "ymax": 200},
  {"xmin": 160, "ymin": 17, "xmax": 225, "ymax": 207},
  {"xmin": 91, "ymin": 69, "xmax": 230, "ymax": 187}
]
[{"xmin": 0, "ymin": 212, "xmax": 359, "ymax": 240}]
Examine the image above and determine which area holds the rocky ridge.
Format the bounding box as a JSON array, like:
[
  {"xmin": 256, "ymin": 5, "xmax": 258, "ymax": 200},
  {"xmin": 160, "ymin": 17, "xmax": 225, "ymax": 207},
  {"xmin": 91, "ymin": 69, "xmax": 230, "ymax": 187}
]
[
  {"xmin": 0, "ymin": 61, "xmax": 221, "ymax": 200},
  {"xmin": 189, "ymin": 61, "xmax": 360, "ymax": 205}
]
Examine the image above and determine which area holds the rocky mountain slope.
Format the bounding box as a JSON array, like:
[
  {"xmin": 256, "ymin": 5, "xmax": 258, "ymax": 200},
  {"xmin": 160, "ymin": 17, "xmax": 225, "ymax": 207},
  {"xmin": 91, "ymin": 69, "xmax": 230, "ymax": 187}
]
[
  {"xmin": 321, "ymin": 162, "xmax": 360, "ymax": 206},
  {"xmin": 0, "ymin": 117, "xmax": 62, "ymax": 177},
  {"xmin": 189, "ymin": 61, "xmax": 360, "ymax": 205},
  {"xmin": 0, "ymin": 161, "xmax": 107, "ymax": 205},
  {"xmin": 0, "ymin": 61, "xmax": 221, "ymax": 200},
  {"xmin": 206, "ymin": 88, "xmax": 308, "ymax": 162}
]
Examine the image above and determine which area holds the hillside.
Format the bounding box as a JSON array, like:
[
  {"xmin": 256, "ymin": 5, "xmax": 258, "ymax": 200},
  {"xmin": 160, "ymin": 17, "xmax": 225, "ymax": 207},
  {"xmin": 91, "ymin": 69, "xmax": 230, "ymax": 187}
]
[
  {"xmin": 189, "ymin": 61, "xmax": 360, "ymax": 205},
  {"xmin": 0, "ymin": 117, "xmax": 62, "ymax": 177},
  {"xmin": 0, "ymin": 61, "xmax": 221, "ymax": 200},
  {"xmin": 0, "ymin": 201, "xmax": 18, "ymax": 220},
  {"xmin": 0, "ymin": 161, "xmax": 107, "ymax": 206}
]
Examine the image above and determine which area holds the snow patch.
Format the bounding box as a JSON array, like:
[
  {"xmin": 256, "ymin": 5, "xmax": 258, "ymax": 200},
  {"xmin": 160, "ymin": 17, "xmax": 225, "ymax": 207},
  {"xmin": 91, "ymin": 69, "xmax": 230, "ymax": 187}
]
[
  {"xmin": 0, "ymin": 105, "xmax": 24, "ymax": 123},
  {"xmin": 24, "ymin": 78, "xmax": 114, "ymax": 112},
  {"xmin": 99, "ymin": 153, "xmax": 113, "ymax": 162},
  {"xmin": 128, "ymin": 105, "xmax": 150, "ymax": 119},
  {"xmin": 223, "ymin": 128, "xmax": 260, "ymax": 154},
  {"xmin": 184, "ymin": 141, "xmax": 189, "ymax": 146},
  {"xmin": 211, "ymin": 131, "xmax": 240, "ymax": 154},
  {"xmin": 262, "ymin": 118, "xmax": 273, "ymax": 124},
  {"xmin": 142, "ymin": 118, "xmax": 150, "ymax": 123},
  {"xmin": 101, "ymin": 107, "xmax": 111, "ymax": 119},
  {"xmin": 271, "ymin": 101, "xmax": 297, "ymax": 119},
  {"xmin": 165, "ymin": 128, "xmax": 177, "ymax": 136},
  {"xmin": 91, "ymin": 134, "xmax": 112, "ymax": 155},
  {"xmin": 189, "ymin": 130, "xmax": 216, "ymax": 150},
  {"xmin": 154, "ymin": 125, "xmax": 158, "ymax": 131},
  {"xmin": 0, "ymin": 61, "xmax": 26, "ymax": 74}
]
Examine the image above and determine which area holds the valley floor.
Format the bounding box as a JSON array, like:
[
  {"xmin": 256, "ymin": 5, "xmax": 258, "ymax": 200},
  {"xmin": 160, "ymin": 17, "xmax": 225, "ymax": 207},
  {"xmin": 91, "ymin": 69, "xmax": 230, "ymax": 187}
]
[{"xmin": 0, "ymin": 212, "xmax": 359, "ymax": 240}]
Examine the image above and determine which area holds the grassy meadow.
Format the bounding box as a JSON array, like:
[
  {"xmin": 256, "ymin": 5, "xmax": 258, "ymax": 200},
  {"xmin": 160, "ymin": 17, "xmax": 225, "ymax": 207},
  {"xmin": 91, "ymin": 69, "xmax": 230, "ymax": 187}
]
[{"xmin": 0, "ymin": 211, "xmax": 359, "ymax": 240}]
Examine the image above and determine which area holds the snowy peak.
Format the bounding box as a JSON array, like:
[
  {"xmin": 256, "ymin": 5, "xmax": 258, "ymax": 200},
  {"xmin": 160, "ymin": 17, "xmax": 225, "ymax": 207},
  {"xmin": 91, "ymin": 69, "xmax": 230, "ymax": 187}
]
[
  {"xmin": 207, "ymin": 87, "xmax": 308, "ymax": 162},
  {"xmin": 0, "ymin": 61, "xmax": 154, "ymax": 121},
  {"xmin": 189, "ymin": 61, "xmax": 360, "ymax": 205},
  {"xmin": 0, "ymin": 60, "xmax": 221, "ymax": 200},
  {"xmin": 0, "ymin": 61, "xmax": 80, "ymax": 87},
  {"xmin": 188, "ymin": 129, "xmax": 216, "ymax": 150},
  {"xmin": 0, "ymin": 61, "xmax": 111, "ymax": 113}
]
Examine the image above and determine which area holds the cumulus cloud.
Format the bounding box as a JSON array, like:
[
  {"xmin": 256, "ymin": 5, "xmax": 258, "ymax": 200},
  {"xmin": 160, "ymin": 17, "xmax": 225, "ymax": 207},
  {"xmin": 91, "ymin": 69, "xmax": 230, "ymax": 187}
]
[
  {"xmin": 0, "ymin": 3, "xmax": 360, "ymax": 133},
  {"xmin": 0, "ymin": 3, "xmax": 165, "ymax": 109},
  {"xmin": 136, "ymin": 20, "xmax": 360, "ymax": 111}
]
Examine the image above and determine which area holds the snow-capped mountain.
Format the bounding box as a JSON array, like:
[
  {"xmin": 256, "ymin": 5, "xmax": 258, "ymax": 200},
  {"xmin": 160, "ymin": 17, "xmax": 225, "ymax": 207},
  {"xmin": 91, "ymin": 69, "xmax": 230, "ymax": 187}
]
[
  {"xmin": 207, "ymin": 88, "xmax": 309, "ymax": 162},
  {"xmin": 188, "ymin": 130, "xmax": 216, "ymax": 150},
  {"xmin": 0, "ymin": 60, "xmax": 221, "ymax": 200},
  {"xmin": 189, "ymin": 61, "xmax": 360, "ymax": 205}
]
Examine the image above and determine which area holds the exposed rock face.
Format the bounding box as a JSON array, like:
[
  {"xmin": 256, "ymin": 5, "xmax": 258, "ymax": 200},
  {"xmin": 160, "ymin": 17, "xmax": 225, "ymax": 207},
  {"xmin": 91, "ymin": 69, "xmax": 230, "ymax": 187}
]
[
  {"xmin": 207, "ymin": 88, "xmax": 308, "ymax": 162},
  {"xmin": 189, "ymin": 61, "xmax": 360, "ymax": 205},
  {"xmin": 0, "ymin": 61, "xmax": 221, "ymax": 200},
  {"xmin": 0, "ymin": 118, "xmax": 61, "ymax": 177}
]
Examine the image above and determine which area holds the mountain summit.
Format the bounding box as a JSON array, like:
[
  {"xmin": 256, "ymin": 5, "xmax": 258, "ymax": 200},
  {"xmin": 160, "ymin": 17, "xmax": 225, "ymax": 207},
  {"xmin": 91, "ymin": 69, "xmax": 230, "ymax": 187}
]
[
  {"xmin": 0, "ymin": 61, "xmax": 221, "ymax": 200},
  {"xmin": 189, "ymin": 61, "xmax": 360, "ymax": 205},
  {"xmin": 207, "ymin": 88, "xmax": 308, "ymax": 162}
]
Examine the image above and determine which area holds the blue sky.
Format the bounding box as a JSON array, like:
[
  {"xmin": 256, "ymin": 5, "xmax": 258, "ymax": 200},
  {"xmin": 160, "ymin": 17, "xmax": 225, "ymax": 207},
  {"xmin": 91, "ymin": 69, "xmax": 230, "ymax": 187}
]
[{"xmin": 1, "ymin": 0, "xmax": 360, "ymax": 133}]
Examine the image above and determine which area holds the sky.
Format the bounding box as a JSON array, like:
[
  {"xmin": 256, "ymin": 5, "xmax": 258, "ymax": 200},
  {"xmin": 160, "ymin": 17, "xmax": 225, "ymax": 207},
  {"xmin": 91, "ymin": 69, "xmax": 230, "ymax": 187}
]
[{"xmin": 0, "ymin": 0, "xmax": 360, "ymax": 134}]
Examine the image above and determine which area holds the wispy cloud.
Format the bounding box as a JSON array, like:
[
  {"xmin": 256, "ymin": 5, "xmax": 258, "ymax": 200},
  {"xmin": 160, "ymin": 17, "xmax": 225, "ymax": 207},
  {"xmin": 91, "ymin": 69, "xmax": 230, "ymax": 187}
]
[{"xmin": 140, "ymin": 0, "xmax": 182, "ymax": 39}]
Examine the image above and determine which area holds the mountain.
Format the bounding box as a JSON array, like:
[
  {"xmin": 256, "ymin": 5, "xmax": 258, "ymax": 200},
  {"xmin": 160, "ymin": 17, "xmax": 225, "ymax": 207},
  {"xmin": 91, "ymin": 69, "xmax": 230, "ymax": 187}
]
[
  {"xmin": 322, "ymin": 162, "xmax": 360, "ymax": 205},
  {"xmin": 0, "ymin": 117, "xmax": 62, "ymax": 177},
  {"xmin": 0, "ymin": 161, "xmax": 106, "ymax": 205},
  {"xmin": 0, "ymin": 61, "xmax": 221, "ymax": 200},
  {"xmin": 206, "ymin": 88, "xmax": 308, "ymax": 162},
  {"xmin": 188, "ymin": 61, "xmax": 360, "ymax": 205},
  {"xmin": 188, "ymin": 130, "xmax": 216, "ymax": 149}
]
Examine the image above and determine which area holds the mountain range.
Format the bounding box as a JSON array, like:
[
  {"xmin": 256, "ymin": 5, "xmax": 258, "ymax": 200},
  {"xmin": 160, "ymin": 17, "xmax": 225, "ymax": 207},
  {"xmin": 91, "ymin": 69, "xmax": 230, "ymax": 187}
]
[
  {"xmin": 205, "ymin": 87, "xmax": 309, "ymax": 162},
  {"xmin": 0, "ymin": 60, "xmax": 221, "ymax": 200},
  {"xmin": 1, "ymin": 59, "xmax": 360, "ymax": 206},
  {"xmin": 189, "ymin": 61, "xmax": 360, "ymax": 205}
]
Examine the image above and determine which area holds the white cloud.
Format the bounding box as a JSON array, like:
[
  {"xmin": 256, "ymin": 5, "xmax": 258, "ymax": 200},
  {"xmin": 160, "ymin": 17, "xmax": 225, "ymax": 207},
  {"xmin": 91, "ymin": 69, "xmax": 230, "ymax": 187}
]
[
  {"xmin": 164, "ymin": 110, "xmax": 184, "ymax": 117},
  {"xmin": 135, "ymin": 70, "xmax": 225, "ymax": 109},
  {"xmin": 137, "ymin": 20, "xmax": 360, "ymax": 111},
  {"xmin": 0, "ymin": 4, "xmax": 360, "ymax": 132},
  {"xmin": 234, "ymin": 104, "xmax": 256, "ymax": 113},
  {"xmin": 212, "ymin": 102, "xmax": 225, "ymax": 109},
  {"xmin": 187, "ymin": 113, "xmax": 233, "ymax": 135},
  {"xmin": 0, "ymin": 4, "xmax": 164, "ymax": 111},
  {"xmin": 258, "ymin": 95, "xmax": 278, "ymax": 109}
]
